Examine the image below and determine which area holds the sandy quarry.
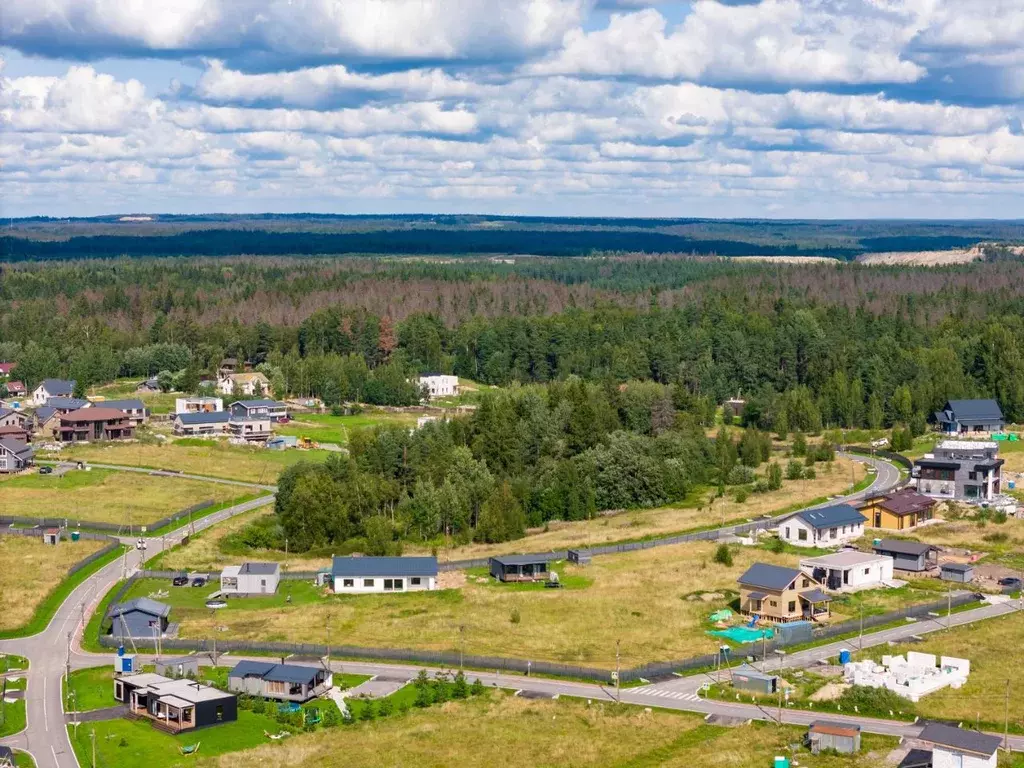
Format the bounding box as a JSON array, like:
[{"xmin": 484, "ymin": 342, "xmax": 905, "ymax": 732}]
[{"xmin": 859, "ymin": 243, "xmax": 1024, "ymax": 266}]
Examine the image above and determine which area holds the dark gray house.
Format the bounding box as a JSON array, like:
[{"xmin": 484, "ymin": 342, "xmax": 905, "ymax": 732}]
[
  {"xmin": 872, "ymin": 539, "xmax": 938, "ymax": 572},
  {"xmin": 731, "ymin": 663, "xmax": 778, "ymax": 694},
  {"xmin": 227, "ymin": 661, "xmax": 332, "ymax": 703},
  {"xmin": 114, "ymin": 672, "xmax": 236, "ymax": 732},
  {"xmin": 108, "ymin": 597, "xmax": 170, "ymax": 639},
  {"xmin": 914, "ymin": 440, "xmax": 1003, "ymax": 501},
  {"xmin": 940, "ymin": 562, "xmax": 974, "ymax": 583},
  {"xmin": 808, "ymin": 721, "xmax": 861, "ymax": 755},
  {"xmin": 932, "ymin": 399, "xmax": 1004, "ymax": 435},
  {"xmin": 229, "ymin": 399, "xmax": 288, "ymax": 420},
  {"xmin": 489, "ymin": 554, "xmax": 552, "ymax": 582}
]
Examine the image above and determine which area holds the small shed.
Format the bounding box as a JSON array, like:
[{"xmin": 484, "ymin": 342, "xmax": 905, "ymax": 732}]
[
  {"xmin": 489, "ymin": 554, "xmax": 552, "ymax": 582},
  {"xmin": 155, "ymin": 655, "xmax": 203, "ymax": 679},
  {"xmin": 108, "ymin": 597, "xmax": 171, "ymax": 639},
  {"xmin": 808, "ymin": 721, "xmax": 861, "ymax": 754},
  {"xmin": 775, "ymin": 620, "xmax": 814, "ymax": 646},
  {"xmin": 42, "ymin": 528, "xmax": 60, "ymax": 545},
  {"xmin": 940, "ymin": 562, "xmax": 974, "ymax": 583},
  {"xmin": 567, "ymin": 549, "xmax": 591, "ymax": 566},
  {"xmin": 731, "ymin": 663, "xmax": 778, "ymax": 694},
  {"xmin": 872, "ymin": 539, "xmax": 937, "ymax": 573}
]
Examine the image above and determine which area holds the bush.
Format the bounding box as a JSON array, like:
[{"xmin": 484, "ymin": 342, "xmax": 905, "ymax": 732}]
[
  {"xmin": 471, "ymin": 678, "xmax": 485, "ymax": 696},
  {"xmin": 766, "ymin": 537, "xmax": 785, "ymax": 553},
  {"xmin": 752, "ymin": 479, "xmax": 770, "ymax": 494},
  {"xmin": 734, "ymin": 488, "xmax": 749, "ymax": 503},
  {"xmin": 510, "ymin": 606, "xmax": 521, "ymax": 625},
  {"xmin": 726, "ymin": 465, "xmax": 756, "ymax": 485},
  {"xmin": 713, "ymin": 544, "xmax": 733, "ymax": 567},
  {"xmin": 767, "ymin": 462, "xmax": 782, "ymax": 491},
  {"xmin": 786, "ymin": 460, "xmax": 804, "ymax": 481},
  {"xmin": 251, "ymin": 698, "xmax": 266, "ymax": 715},
  {"xmin": 377, "ymin": 696, "xmax": 395, "ymax": 717},
  {"xmin": 359, "ymin": 701, "xmax": 376, "ymax": 721},
  {"xmin": 323, "ymin": 705, "xmax": 341, "ymax": 727},
  {"xmin": 453, "ymin": 670, "xmax": 469, "ymax": 699},
  {"xmin": 792, "ymin": 431, "xmax": 807, "ymax": 457},
  {"xmin": 804, "ymin": 467, "xmax": 816, "ymax": 480},
  {"xmin": 836, "ymin": 685, "xmax": 914, "ymax": 718},
  {"xmin": 993, "ymin": 509, "xmax": 1008, "ymax": 524}
]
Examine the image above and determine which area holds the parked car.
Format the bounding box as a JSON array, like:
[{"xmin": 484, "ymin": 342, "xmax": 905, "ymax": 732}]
[
  {"xmin": 172, "ymin": 575, "xmax": 189, "ymax": 587},
  {"xmin": 998, "ymin": 576, "xmax": 1022, "ymax": 588},
  {"xmin": 191, "ymin": 577, "xmax": 207, "ymax": 587},
  {"xmin": 39, "ymin": 466, "xmax": 52, "ymax": 475}
]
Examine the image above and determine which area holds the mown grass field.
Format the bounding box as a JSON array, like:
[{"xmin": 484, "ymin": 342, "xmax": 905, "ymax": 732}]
[
  {"xmin": 207, "ymin": 695, "xmax": 900, "ymax": 768},
  {"xmin": 0, "ymin": 467, "xmax": 244, "ymax": 525},
  {"xmin": 146, "ymin": 538, "xmax": 944, "ymax": 669},
  {"xmin": 49, "ymin": 441, "xmax": 330, "ymax": 484},
  {"xmin": 0, "ymin": 535, "xmax": 105, "ymax": 631},
  {"xmin": 275, "ymin": 411, "xmax": 420, "ymax": 444},
  {"xmin": 64, "ymin": 665, "xmax": 119, "ymax": 712},
  {"xmin": 87, "ymin": 379, "xmax": 181, "ymax": 414}
]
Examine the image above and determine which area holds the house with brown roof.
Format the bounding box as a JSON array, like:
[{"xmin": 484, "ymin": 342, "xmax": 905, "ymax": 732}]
[
  {"xmin": 4, "ymin": 381, "xmax": 26, "ymax": 398},
  {"xmin": 859, "ymin": 488, "xmax": 937, "ymax": 531},
  {"xmin": 737, "ymin": 562, "xmax": 832, "ymax": 623},
  {"xmin": 55, "ymin": 407, "xmax": 135, "ymax": 442}
]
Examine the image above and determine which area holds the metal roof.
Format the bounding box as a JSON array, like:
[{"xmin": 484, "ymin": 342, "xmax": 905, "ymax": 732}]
[
  {"xmin": 331, "ymin": 556, "xmax": 438, "ymax": 577},
  {"xmin": 229, "ymin": 660, "xmax": 323, "ymax": 685},
  {"xmin": 737, "ymin": 563, "xmax": 802, "ymax": 591},
  {"xmin": 34, "ymin": 406, "xmax": 57, "ymax": 422},
  {"xmin": 45, "ymin": 397, "xmax": 89, "ymax": 410},
  {"xmin": 489, "ymin": 554, "xmax": 554, "ymax": 567},
  {"xmin": 39, "ymin": 379, "xmax": 75, "ymax": 394},
  {"xmin": 917, "ymin": 723, "xmax": 1002, "ymax": 757},
  {"xmin": 809, "ymin": 721, "xmax": 861, "ymax": 737},
  {"xmin": 176, "ymin": 411, "xmax": 231, "ymax": 425},
  {"xmin": 940, "ymin": 562, "xmax": 973, "ymax": 573},
  {"xmin": 60, "ymin": 407, "xmax": 131, "ymax": 421},
  {"xmin": 732, "ymin": 663, "xmax": 777, "ymax": 682},
  {"xmin": 873, "ymin": 539, "xmax": 935, "ymax": 557},
  {"xmin": 0, "ymin": 439, "xmax": 32, "ymax": 457},
  {"xmin": 788, "ymin": 504, "xmax": 866, "ymax": 530},
  {"xmin": 108, "ymin": 597, "xmax": 171, "ymax": 619},
  {"xmin": 746, "ymin": 591, "xmax": 767, "ymax": 600},
  {"xmin": 942, "ymin": 399, "xmax": 1003, "ymax": 423},
  {"xmin": 239, "ymin": 562, "xmax": 280, "ymax": 575},
  {"xmin": 101, "ymin": 399, "xmax": 145, "ymax": 411},
  {"xmin": 231, "ymin": 399, "xmax": 285, "ymax": 408},
  {"xmin": 877, "ymin": 490, "xmax": 936, "ymax": 516},
  {"xmin": 800, "ymin": 588, "xmax": 833, "ymax": 603}
]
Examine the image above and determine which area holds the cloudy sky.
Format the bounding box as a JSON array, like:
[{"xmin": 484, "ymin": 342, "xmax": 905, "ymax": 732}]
[{"xmin": 2, "ymin": 0, "xmax": 1024, "ymax": 218}]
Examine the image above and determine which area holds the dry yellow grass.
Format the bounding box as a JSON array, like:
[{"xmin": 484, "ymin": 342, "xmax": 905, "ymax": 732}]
[
  {"xmin": 0, "ymin": 535, "xmax": 104, "ymax": 630},
  {"xmin": 176, "ymin": 541, "xmax": 806, "ymax": 668},
  {"xmin": 203, "ymin": 695, "xmax": 896, "ymax": 768},
  {"xmin": 0, "ymin": 468, "xmax": 243, "ymax": 525}
]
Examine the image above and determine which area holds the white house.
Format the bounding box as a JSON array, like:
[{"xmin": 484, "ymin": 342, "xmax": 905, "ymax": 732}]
[
  {"xmin": 173, "ymin": 411, "xmax": 231, "ymax": 436},
  {"xmin": 175, "ymin": 396, "xmax": 223, "ymax": 414},
  {"xmin": 32, "ymin": 378, "xmax": 75, "ymax": 406},
  {"xmin": 778, "ymin": 504, "xmax": 867, "ymax": 548},
  {"xmin": 799, "ymin": 550, "xmax": 894, "ymax": 592},
  {"xmin": 0, "ymin": 439, "xmax": 34, "ymax": 474},
  {"xmin": 217, "ymin": 372, "xmax": 270, "ymax": 397},
  {"xmin": 220, "ymin": 562, "xmax": 280, "ymax": 596},
  {"xmin": 330, "ymin": 556, "xmax": 438, "ymax": 594},
  {"xmin": 418, "ymin": 374, "xmax": 459, "ymax": 399},
  {"xmin": 917, "ymin": 723, "xmax": 1001, "ymax": 768}
]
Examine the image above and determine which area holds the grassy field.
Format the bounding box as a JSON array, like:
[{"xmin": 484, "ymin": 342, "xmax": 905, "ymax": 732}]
[
  {"xmin": 0, "ymin": 467, "xmax": 245, "ymax": 525},
  {"xmin": 87, "ymin": 379, "xmax": 182, "ymax": 414},
  {"xmin": 150, "ymin": 457, "xmax": 866, "ymax": 572},
  {"xmin": 64, "ymin": 665, "xmax": 119, "ymax": 712},
  {"xmin": 854, "ymin": 611, "xmax": 1024, "ymax": 729},
  {"xmin": 66, "ymin": 710, "xmax": 282, "ymax": 768},
  {"xmin": 0, "ymin": 535, "xmax": 105, "ymax": 631},
  {"xmin": 138, "ymin": 538, "xmax": 944, "ymax": 669},
  {"xmin": 49, "ymin": 441, "xmax": 331, "ymax": 484},
  {"xmin": 275, "ymin": 411, "xmax": 420, "ymax": 444},
  {"xmin": 0, "ymin": 698, "xmax": 26, "ymax": 738},
  {"xmin": 207, "ymin": 694, "xmax": 900, "ymax": 768},
  {"xmin": 1, "ymin": 654, "xmax": 28, "ymax": 672}
]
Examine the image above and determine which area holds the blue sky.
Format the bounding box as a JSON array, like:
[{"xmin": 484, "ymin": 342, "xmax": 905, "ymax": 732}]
[{"xmin": 2, "ymin": 0, "xmax": 1023, "ymax": 219}]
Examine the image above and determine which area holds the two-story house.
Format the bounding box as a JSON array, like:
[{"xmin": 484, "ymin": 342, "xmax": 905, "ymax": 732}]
[
  {"xmin": 418, "ymin": 374, "xmax": 459, "ymax": 399},
  {"xmin": 56, "ymin": 407, "xmax": 135, "ymax": 442},
  {"xmin": 44, "ymin": 396, "xmax": 91, "ymax": 415},
  {"xmin": 173, "ymin": 410, "xmax": 231, "ymax": 436},
  {"xmin": 229, "ymin": 399, "xmax": 288, "ymax": 421},
  {"xmin": 217, "ymin": 372, "xmax": 270, "ymax": 397},
  {"xmin": 913, "ymin": 440, "xmax": 1003, "ymax": 501},
  {"xmin": 737, "ymin": 562, "xmax": 832, "ymax": 623},
  {"xmin": 931, "ymin": 399, "xmax": 1004, "ymax": 435},
  {"xmin": 32, "ymin": 379, "xmax": 75, "ymax": 406},
  {"xmin": 0, "ymin": 408, "xmax": 29, "ymax": 430},
  {"xmin": 98, "ymin": 399, "xmax": 149, "ymax": 427},
  {"xmin": 0, "ymin": 439, "xmax": 34, "ymax": 474},
  {"xmin": 777, "ymin": 504, "xmax": 867, "ymax": 548}
]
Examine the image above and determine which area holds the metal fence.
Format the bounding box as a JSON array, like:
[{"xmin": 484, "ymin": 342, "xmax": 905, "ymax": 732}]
[
  {"xmin": 67, "ymin": 541, "xmax": 121, "ymax": 576},
  {"xmin": 1, "ymin": 525, "xmax": 120, "ymax": 579},
  {"xmin": 0, "ymin": 499, "xmax": 215, "ymax": 535}
]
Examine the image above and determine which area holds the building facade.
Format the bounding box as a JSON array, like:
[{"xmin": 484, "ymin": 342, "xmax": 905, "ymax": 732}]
[
  {"xmin": 56, "ymin": 407, "xmax": 135, "ymax": 442},
  {"xmin": 799, "ymin": 551, "xmax": 894, "ymax": 592},
  {"xmin": 737, "ymin": 562, "xmax": 831, "ymax": 623},
  {"xmin": 227, "ymin": 661, "xmax": 332, "ymax": 703},
  {"xmin": 220, "ymin": 562, "xmax": 281, "ymax": 595},
  {"xmin": 418, "ymin": 374, "xmax": 459, "ymax": 399},
  {"xmin": 331, "ymin": 556, "xmax": 438, "ymax": 593},
  {"xmin": 913, "ymin": 440, "xmax": 1003, "ymax": 501},
  {"xmin": 859, "ymin": 489, "xmax": 936, "ymax": 531},
  {"xmin": 32, "ymin": 379, "xmax": 75, "ymax": 406},
  {"xmin": 0, "ymin": 439, "xmax": 34, "ymax": 473},
  {"xmin": 777, "ymin": 504, "xmax": 867, "ymax": 548},
  {"xmin": 932, "ymin": 399, "xmax": 1004, "ymax": 435}
]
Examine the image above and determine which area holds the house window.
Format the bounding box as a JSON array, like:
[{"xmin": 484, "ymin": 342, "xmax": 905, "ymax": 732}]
[
  {"xmin": 394, "ymin": 579, "xmax": 404, "ymax": 590},
  {"xmin": 968, "ymin": 471, "xmax": 977, "ymax": 480},
  {"xmin": 801, "ymin": 578, "xmax": 809, "ymax": 588},
  {"xmin": 830, "ymin": 527, "xmax": 838, "ymax": 539},
  {"xmin": 342, "ymin": 579, "xmax": 354, "ymax": 588},
  {"xmin": 788, "ymin": 601, "xmax": 796, "ymax": 613},
  {"xmin": 769, "ymin": 600, "xmax": 777, "ymax": 607},
  {"xmin": 384, "ymin": 579, "xmax": 394, "ymax": 590},
  {"xmin": 863, "ymin": 568, "xmax": 870, "ymax": 575},
  {"xmin": 363, "ymin": 579, "xmax": 374, "ymax": 588},
  {"xmin": 798, "ymin": 529, "xmax": 807, "ymax": 541},
  {"xmin": 267, "ymin": 680, "xmax": 287, "ymax": 695},
  {"xmin": 411, "ymin": 577, "xmax": 422, "ymax": 586},
  {"xmin": 216, "ymin": 705, "xmax": 224, "ymax": 721},
  {"xmin": 784, "ymin": 527, "xmax": 790, "ymax": 539}
]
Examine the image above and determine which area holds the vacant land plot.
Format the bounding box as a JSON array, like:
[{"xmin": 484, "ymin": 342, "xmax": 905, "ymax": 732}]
[
  {"xmin": 87, "ymin": 379, "xmax": 180, "ymax": 414},
  {"xmin": 275, "ymin": 411, "xmax": 420, "ymax": 444},
  {"xmin": 50, "ymin": 441, "xmax": 331, "ymax": 484},
  {"xmin": 855, "ymin": 611, "xmax": 1024, "ymax": 729},
  {"xmin": 0, "ymin": 468, "xmax": 244, "ymax": 525},
  {"xmin": 152, "ymin": 537, "xmax": 940, "ymax": 669},
  {"xmin": 0, "ymin": 535, "xmax": 105, "ymax": 631},
  {"xmin": 208, "ymin": 695, "xmax": 897, "ymax": 768}
]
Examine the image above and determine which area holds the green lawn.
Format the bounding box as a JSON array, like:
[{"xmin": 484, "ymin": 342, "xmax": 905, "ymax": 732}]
[
  {"xmin": 275, "ymin": 411, "xmax": 419, "ymax": 444},
  {"xmin": 0, "ymin": 698, "xmax": 26, "ymax": 737},
  {"xmin": 13, "ymin": 751, "xmax": 35, "ymax": 768},
  {"xmin": 1, "ymin": 654, "xmax": 28, "ymax": 672},
  {"xmin": 120, "ymin": 577, "xmax": 324, "ymax": 614},
  {"xmin": 66, "ymin": 710, "xmax": 282, "ymax": 768},
  {"xmin": 64, "ymin": 666, "xmax": 118, "ymax": 712}
]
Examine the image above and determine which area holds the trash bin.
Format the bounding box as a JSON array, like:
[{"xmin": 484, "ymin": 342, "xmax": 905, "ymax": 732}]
[
  {"xmin": 839, "ymin": 649, "xmax": 851, "ymax": 664},
  {"xmin": 774, "ymin": 757, "xmax": 790, "ymax": 768},
  {"xmin": 70, "ymin": 531, "xmax": 81, "ymax": 541}
]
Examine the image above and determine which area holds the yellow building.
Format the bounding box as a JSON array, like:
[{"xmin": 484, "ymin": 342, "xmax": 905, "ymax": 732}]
[{"xmin": 859, "ymin": 488, "xmax": 936, "ymax": 531}]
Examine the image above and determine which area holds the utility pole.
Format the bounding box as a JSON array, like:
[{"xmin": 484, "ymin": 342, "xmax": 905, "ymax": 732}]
[
  {"xmin": 761, "ymin": 634, "xmax": 767, "ymax": 670},
  {"xmin": 776, "ymin": 684, "xmax": 783, "ymax": 727},
  {"xmin": 859, "ymin": 603, "xmax": 864, "ymax": 651},
  {"xmin": 91, "ymin": 729, "xmax": 97, "ymax": 768},
  {"xmin": 1005, "ymin": 679, "xmax": 1011, "ymax": 753},
  {"xmin": 947, "ymin": 585, "xmax": 952, "ymax": 630},
  {"xmin": 615, "ymin": 639, "xmax": 621, "ymax": 703},
  {"xmin": 325, "ymin": 611, "xmax": 331, "ymax": 668}
]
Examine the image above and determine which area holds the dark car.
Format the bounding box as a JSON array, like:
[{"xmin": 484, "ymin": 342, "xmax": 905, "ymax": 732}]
[
  {"xmin": 172, "ymin": 575, "xmax": 189, "ymax": 587},
  {"xmin": 998, "ymin": 576, "xmax": 1021, "ymax": 588},
  {"xmin": 39, "ymin": 466, "xmax": 53, "ymax": 475},
  {"xmin": 191, "ymin": 577, "xmax": 207, "ymax": 587}
]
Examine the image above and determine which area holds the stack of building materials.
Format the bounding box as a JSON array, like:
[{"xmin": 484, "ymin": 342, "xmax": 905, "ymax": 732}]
[{"xmin": 843, "ymin": 651, "xmax": 969, "ymax": 702}]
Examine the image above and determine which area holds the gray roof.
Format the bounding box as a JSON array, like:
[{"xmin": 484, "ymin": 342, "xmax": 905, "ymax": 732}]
[
  {"xmin": 45, "ymin": 396, "xmax": 89, "ymax": 410},
  {"xmin": 917, "ymin": 723, "xmax": 1002, "ymax": 757},
  {"xmin": 0, "ymin": 438, "xmax": 32, "ymax": 457},
  {"xmin": 101, "ymin": 398, "xmax": 145, "ymax": 411},
  {"xmin": 39, "ymin": 379, "xmax": 75, "ymax": 395},
  {"xmin": 34, "ymin": 405, "xmax": 58, "ymax": 422},
  {"xmin": 331, "ymin": 555, "xmax": 438, "ymax": 578},
  {"xmin": 873, "ymin": 539, "xmax": 935, "ymax": 557},
  {"xmin": 800, "ymin": 588, "xmax": 833, "ymax": 603},
  {"xmin": 240, "ymin": 561, "xmax": 280, "ymax": 575},
  {"xmin": 108, "ymin": 597, "xmax": 171, "ymax": 619},
  {"xmin": 737, "ymin": 563, "xmax": 802, "ymax": 591},
  {"xmin": 941, "ymin": 562, "xmax": 973, "ymax": 573},
  {"xmin": 941, "ymin": 399, "xmax": 1003, "ymax": 424},
  {"xmin": 231, "ymin": 399, "xmax": 285, "ymax": 408},
  {"xmin": 789, "ymin": 504, "xmax": 866, "ymax": 530},
  {"xmin": 229, "ymin": 660, "xmax": 324, "ymax": 685},
  {"xmin": 490, "ymin": 554, "xmax": 554, "ymax": 567},
  {"xmin": 176, "ymin": 410, "xmax": 231, "ymax": 425},
  {"xmin": 732, "ymin": 663, "xmax": 777, "ymax": 682}
]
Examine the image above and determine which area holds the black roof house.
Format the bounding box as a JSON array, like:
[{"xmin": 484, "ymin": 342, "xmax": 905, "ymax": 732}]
[
  {"xmin": 489, "ymin": 554, "xmax": 553, "ymax": 582},
  {"xmin": 737, "ymin": 563, "xmax": 802, "ymax": 591},
  {"xmin": 932, "ymin": 399, "xmax": 1004, "ymax": 433},
  {"xmin": 917, "ymin": 723, "xmax": 1002, "ymax": 759}
]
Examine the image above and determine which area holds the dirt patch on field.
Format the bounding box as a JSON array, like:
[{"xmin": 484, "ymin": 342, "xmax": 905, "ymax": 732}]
[
  {"xmin": 437, "ymin": 570, "xmax": 466, "ymax": 589},
  {"xmin": 858, "ymin": 247, "xmax": 988, "ymax": 266},
  {"xmin": 809, "ymin": 682, "xmax": 849, "ymax": 702}
]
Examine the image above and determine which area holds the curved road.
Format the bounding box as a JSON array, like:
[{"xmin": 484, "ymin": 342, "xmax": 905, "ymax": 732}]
[{"xmin": 0, "ymin": 452, "xmax": 963, "ymax": 768}]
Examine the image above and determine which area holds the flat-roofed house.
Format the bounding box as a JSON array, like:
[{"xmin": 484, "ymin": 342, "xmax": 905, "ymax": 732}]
[
  {"xmin": 914, "ymin": 440, "xmax": 1003, "ymax": 501},
  {"xmin": 227, "ymin": 661, "xmax": 332, "ymax": 703},
  {"xmin": 173, "ymin": 410, "xmax": 231, "ymax": 436},
  {"xmin": 872, "ymin": 539, "xmax": 939, "ymax": 573},
  {"xmin": 114, "ymin": 672, "xmax": 237, "ymax": 731},
  {"xmin": 917, "ymin": 723, "xmax": 1002, "ymax": 768},
  {"xmin": 32, "ymin": 378, "xmax": 75, "ymax": 406},
  {"xmin": 56, "ymin": 407, "xmax": 134, "ymax": 442},
  {"xmin": 932, "ymin": 399, "xmax": 1004, "ymax": 435},
  {"xmin": 489, "ymin": 554, "xmax": 553, "ymax": 583},
  {"xmin": 175, "ymin": 396, "xmax": 223, "ymax": 414},
  {"xmin": 777, "ymin": 504, "xmax": 867, "ymax": 548},
  {"xmin": 737, "ymin": 562, "xmax": 831, "ymax": 623},
  {"xmin": 860, "ymin": 488, "xmax": 937, "ymax": 531},
  {"xmin": 331, "ymin": 556, "xmax": 438, "ymax": 593},
  {"xmin": 418, "ymin": 373, "xmax": 459, "ymax": 399},
  {"xmin": 219, "ymin": 562, "xmax": 281, "ymax": 595},
  {"xmin": 799, "ymin": 550, "xmax": 894, "ymax": 592}
]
